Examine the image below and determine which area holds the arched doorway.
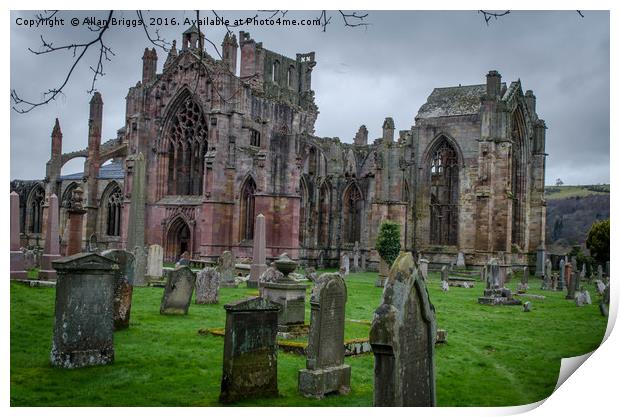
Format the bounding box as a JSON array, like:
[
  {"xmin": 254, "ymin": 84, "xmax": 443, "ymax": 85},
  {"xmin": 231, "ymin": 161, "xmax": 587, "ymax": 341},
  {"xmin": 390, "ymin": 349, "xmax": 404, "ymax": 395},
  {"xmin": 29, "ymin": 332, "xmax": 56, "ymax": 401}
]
[{"xmin": 165, "ymin": 217, "xmax": 191, "ymax": 262}]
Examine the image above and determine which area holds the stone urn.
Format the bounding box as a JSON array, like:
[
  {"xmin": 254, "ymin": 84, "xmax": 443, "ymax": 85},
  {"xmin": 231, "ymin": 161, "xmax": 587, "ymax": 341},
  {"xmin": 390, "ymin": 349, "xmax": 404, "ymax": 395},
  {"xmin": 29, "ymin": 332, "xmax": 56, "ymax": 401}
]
[{"xmin": 274, "ymin": 253, "xmax": 297, "ymax": 281}]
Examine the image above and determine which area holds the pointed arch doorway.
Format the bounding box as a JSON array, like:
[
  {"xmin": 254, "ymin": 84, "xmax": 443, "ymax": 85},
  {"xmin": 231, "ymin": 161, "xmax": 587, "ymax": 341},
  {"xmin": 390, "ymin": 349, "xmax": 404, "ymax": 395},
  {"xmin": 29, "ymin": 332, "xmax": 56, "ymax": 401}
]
[{"xmin": 165, "ymin": 217, "xmax": 192, "ymax": 262}]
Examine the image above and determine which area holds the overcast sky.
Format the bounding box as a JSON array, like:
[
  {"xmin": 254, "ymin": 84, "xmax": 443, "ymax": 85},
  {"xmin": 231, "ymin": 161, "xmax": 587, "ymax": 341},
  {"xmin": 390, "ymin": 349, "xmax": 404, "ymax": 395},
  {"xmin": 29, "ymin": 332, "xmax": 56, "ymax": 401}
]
[{"xmin": 10, "ymin": 10, "xmax": 610, "ymax": 185}]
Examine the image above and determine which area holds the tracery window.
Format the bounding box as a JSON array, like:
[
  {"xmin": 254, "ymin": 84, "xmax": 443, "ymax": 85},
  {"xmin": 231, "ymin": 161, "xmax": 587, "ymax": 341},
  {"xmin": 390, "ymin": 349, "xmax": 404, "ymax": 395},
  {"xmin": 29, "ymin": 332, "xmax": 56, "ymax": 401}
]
[
  {"xmin": 511, "ymin": 108, "xmax": 527, "ymax": 248},
  {"xmin": 28, "ymin": 185, "xmax": 45, "ymax": 234},
  {"xmin": 166, "ymin": 97, "xmax": 208, "ymax": 196},
  {"xmin": 343, "ymin": 184, "xmax": 362, "ymax": 244},
  {"xmin": 105, "ymin": 184, "xmax": 123, "ymax": 236},
  {"xmin": 240, "ymin": 177, "xmax": 256, "ymax": 241},
  {"xmin": 429, "ymin": 140, "xmax": 459, "ymax": 245}
]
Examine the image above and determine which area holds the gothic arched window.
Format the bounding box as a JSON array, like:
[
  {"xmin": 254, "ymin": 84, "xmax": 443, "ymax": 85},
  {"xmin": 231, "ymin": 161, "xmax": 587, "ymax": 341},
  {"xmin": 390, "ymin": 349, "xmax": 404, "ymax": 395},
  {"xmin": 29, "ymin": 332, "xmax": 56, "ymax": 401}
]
[
  {"xmin": 272, "ymin": 60, "xmax": 280, "ymax": 83},
  {"xmin": 318, "ymin": 182, "xmax": 331, "ymax": 247},
  {"xmin": 343, "ymin": 183, "xmax": 362, "ymax": 244},
  {"xmin": 27, "ymin": 185, "xmax": 45, "ymax": 234},
  {"xmin": 240, "ymin": 177, "xmax": 256, "ymax": 241},
  {"xmin": 104, "ymin": 184, "xmax": 123, "ymax": 236},
  {"xmin": 299, "ymin": 178, "xmax": 309, "ymax": 247},
  {"xmin": 287, "ymin": 65, "xmax": 295, "ymax": 88},
  {"xmin": 166, "ymin": 95, "xmax": 208, "ymax": 196},
  {"xmin": 429, "ymin": 139, "xmax": 459, "ymax": 245},
  {"xmin": 511, "ymin": 107, "xmax": 527, "ymax": 248}
]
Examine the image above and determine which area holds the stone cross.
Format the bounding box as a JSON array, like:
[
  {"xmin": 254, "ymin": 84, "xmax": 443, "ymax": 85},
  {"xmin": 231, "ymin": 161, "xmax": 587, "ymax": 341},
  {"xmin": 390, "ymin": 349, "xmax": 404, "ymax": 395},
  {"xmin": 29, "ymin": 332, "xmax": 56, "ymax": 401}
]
[
  {"xmin": 101, "ymin": 249, "xmax": 135, "ymax": 330},
  {"xmin": 195, "ymin": 267, "xmax": 221, "ymax": 304},
  {"xmin": 160, "ymin": 266, "xmax": 196, "ymax": 315},
  {"xmin": 10, "ymin": 192, "xmax": 27, "ymax": 279},
  {"xmin": 50, "ymin": 253, "xmax": 118, "ymax": 368},
  {"xmin": 146, "ymin": 244, "xmax": 164, "ymax": 282},
  {"xmin": 219, "ymin": 297, "xmax": 280, "ymax": 404},
  {"xmin": 369, "ymin": 252, "xmax": 436, "ymax": 406},
  {"xmin": 40, "ymin": 194, "xmax": 61, "ymax": 280},
  {"xmin": 299, "ymin": 273, "xmax": 351, "ymax": 398},
  {"xmin": 218, "ymin": 250, "xmax": 237, "ymax": 287},
  {"xmin": 65, "ymin": 186, "xmax": 86, "ymax": 256},
  {"xmin": 249, "ymin": 213, "xmax": 267, "ymax": 288},
  {"xmin": 340, "ymin": 252, "xmax": 350, "ymax": 276}
]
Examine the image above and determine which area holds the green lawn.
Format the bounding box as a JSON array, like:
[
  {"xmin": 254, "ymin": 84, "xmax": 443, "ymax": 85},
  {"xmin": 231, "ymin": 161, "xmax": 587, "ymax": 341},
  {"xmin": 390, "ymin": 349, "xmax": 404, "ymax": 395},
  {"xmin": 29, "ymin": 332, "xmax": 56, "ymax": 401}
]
[{"xmin": 10, "ymin": 269, "xmax": 607, "ymax": 406}]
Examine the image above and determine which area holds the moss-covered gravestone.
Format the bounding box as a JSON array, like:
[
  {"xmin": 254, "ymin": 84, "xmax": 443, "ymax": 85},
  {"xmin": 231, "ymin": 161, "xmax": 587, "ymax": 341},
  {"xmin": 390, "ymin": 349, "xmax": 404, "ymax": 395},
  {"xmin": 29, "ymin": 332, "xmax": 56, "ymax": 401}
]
[
  {"xmin": 369, "ymin": 252, "xmax": 436, "ymax": 406},
  {"xmin": 160, "ymin": 266, "xmax": 196, "ymax": 315},
  {"xmin": 101, "ymin": 249, "xmax": 135, "ymax": 330},
  {"xmin": 50, "ymin": 253, "xmax": 118, "ymax": 368},
  {"xmin": 299, "ymin": 273, "xmax": 351, "ymax": 398},
  {"xmin": 219, "ymin": 297, "xmax": 280, "ymax": 404}
]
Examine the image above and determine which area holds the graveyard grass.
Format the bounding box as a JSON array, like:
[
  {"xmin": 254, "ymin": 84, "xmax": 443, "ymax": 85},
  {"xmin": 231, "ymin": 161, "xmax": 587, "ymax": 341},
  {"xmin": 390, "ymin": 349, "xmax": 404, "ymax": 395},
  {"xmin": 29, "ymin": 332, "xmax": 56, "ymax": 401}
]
[{"xmin": 10, "ymin": 270, "xmax": 607, "ymax": 407}]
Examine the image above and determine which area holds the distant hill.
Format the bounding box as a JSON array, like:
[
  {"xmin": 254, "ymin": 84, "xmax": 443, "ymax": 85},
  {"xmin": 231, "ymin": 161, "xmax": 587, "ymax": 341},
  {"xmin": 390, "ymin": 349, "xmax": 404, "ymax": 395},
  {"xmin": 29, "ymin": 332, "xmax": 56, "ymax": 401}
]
[{"xmin": 545, "ymin": 184, "xmax": 610, "ymax": 249}]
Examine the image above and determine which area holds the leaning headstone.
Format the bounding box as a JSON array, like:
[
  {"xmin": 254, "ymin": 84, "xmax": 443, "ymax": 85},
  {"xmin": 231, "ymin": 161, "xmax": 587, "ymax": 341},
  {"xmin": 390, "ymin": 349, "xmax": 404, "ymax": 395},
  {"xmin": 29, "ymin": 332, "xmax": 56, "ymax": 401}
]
[
  {"xmin": 146, "ymin": 244, "xmax": 164, "ymax": 282},
  {"xmin": 195, "ymin": 267, "xmax": 220, "ymax": 304},
  {"xmin": 456, "ymin": 251, "xmax": 465, "ymax": 268},
  {"xmin": 40, "ymin": 194, "xmax": 61, "ymax": 280},
  {"xmin": 299, "ymin": 273, "xmax": 351, "ymax": 398},
  {"xmin": 523, "ymin": 301, "xmax": 532, "ymax": 312},
  {"xmin": 340, "ymin": 252, "xmax": 350, "ymax": 276},
  {"xmin": 132, "ymin": 245, "xmax": 148, "ymax": 286},
  {"xmin": 218, "ymin": 251, "xmax": 237, "ymax": 287},
  {"xmin": 10, "ymin": 192, "xmax": 27, "ymax": 279},
  {"xmin": 369, "ymin": 252, "xmax": 436, "ymax": 406},
  {"xmin": 160, "ymin": 266, "xmax": 196, "ymax": 315},
  {"xmin": 219, "ymin": 297, "xmax": 280, "ymax": 404},
  {"xmin": 418, "ymin": 259, "xmax": 429, "ymax": 281},
  {"xmin": 101, "ymin": 249, "xmax": 135, "ymax": 330},
  {"xmin": 248, "ymin": 214, "xmax": 267, "ymax": 288},
  {"xmin": 50, "ymin": 253, "xmax": 118, "ymax": 368}
]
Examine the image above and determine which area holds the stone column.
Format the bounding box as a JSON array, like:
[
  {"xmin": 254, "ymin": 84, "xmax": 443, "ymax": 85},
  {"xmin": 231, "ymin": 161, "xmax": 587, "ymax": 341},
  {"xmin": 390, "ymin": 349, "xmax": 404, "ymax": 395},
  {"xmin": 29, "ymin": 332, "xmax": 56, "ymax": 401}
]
[
  {"xmin": 126, "ymin": 153, "xmax": 147, "ymax": 284},
  {"xmin": 40, "ymin": 194, "xmax": 61, "ymax": 280},
  {"xmin": 66, "ymin": 187, "xmax": 87, "ymax": 256},
  {"xmin": 248, "ymin": 213, "xmax": 267, "ymax": 288},
  {"xmin": 10, "ymin": 192, "xmax": 27, "ymax": 279}
]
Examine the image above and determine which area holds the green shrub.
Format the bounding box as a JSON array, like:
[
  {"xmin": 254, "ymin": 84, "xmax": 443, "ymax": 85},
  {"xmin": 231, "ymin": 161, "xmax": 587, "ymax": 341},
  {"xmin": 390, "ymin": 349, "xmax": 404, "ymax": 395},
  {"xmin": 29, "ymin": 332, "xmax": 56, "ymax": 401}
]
[
  {"xmin": 586, "ymin": 219, "xmax": 610, "ymax": 265},
  {"xmin": 375, "ymin": 220, "xmax": 401, "ymax": 267}
]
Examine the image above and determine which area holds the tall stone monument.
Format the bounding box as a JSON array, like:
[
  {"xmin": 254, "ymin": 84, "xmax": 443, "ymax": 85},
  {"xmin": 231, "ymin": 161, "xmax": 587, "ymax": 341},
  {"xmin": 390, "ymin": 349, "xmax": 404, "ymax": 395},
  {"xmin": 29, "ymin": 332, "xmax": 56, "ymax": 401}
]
[
  {"xmin": 219, "ymin": 297, "xmax": 280, "ymax": 404},
  {"xmin": 160, "ymin": 266, "xmax": 196, "ymax": 315},
  {"xmin": 299, "ymin": 273, "xmax": 351, "ymax": 398},
  {"xmin": 65, "ymin": 186, "xmax": 86, "ymax": 256},
  {"xmin": 369, "ymin": 252, "xmax": 436, "ymax": 406},
  {"xmin": 248, "ymin": 213, "xmax": 267, "ymax": 288},
  {"xmin": 101, "ymin": 249, "xmax": 135, "ymax": 330},
  {"xmin": 558, "ymin": 259, "xmax": 566, "ymax": 290},
  {"xmin": 535, "ymin": 245, "xmax": 546, "ymax": 278},
  {"xmin": 352, "ymin": 241, "xmax": 360, "ymax": 272},
  {"xmin": 126, "ymin": 153, "xmax": 147, "ymax": 284},
  {"xmin": 50, "ymin": 253, "xmax": 118, "ymax": 368},
  {"xmin": 10, "ymin": 192, "xmax": 27, "ymax": 279},
  {"xmin": 40, "ymin": 194, "xmax": 61, "ymax": 280}
]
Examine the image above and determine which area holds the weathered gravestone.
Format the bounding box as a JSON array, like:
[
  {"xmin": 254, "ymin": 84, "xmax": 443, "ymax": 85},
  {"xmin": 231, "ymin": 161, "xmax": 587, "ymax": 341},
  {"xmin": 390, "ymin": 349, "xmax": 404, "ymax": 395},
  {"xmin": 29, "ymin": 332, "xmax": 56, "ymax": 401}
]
[
  {"xmin": 541, "ymin": 259, "xmax": 552, "ymax": 290},
  {"xmin": 456, "ymin": 251, "xmax": 466, "ymax": 268},
  {"xmin": 248, "ymin": 213, "xmax": 267, "ymax": 288},
  {"xmin": 10, "ymin": 192, "xmax": 27, "ymax": 279},
  {"xmin": 600, "ymin": 285, "xmax": 610, "ymax": 317},
  {"xmin": 558, "ymin": 259, "xmax": 566, "ymax": 291},
  {"xmin": 352, "ymin": 242, "xmax": 360, "ymax": 272},
  {"xmin": 566, "ymin": 271, "xmax": 577, "ymax": 300},
  {"xmin": 523, "ymin": 301, "xmax": 532, "ymax": 312},
  {"xmin": 160, "ymin": 266, "xmax": 196, "ymax": 315},
  {"xmin": 369, "ymin": 252, "xmax": 436, "ymax": 406},
  {"xmin": 299, "ymin": 273, "xmax": 351, "ymax": 398},
  {"xmin": 535, "ymin": 246, "xmax": 546, "ymax": 277},
  {"xmin": 418, "ymin": 258, "xmax": 429, "ymax": 281},
  {"xmin": 133, "ymin": 245, "xmax": 148, "ymax": 286},
  {"xmin": 564, "ymin": 262, "xmax": 573, "ymax": 290},
  {"xmin": 219, "ymin": 297, "xmax": 280, "ymax": 404},
  {"xmin": 441, "ymin": 281, "xmax": 449, "ymax": 292},
  {"xmin": 218, "ymin": 251, "xmax": 237, "ymax": 288},
  {"xmin": 101, "ymin": 249, "xmax": 135, "ymax": 330},
  {"xmin": 195, "ymin": 267, "xmax": 220, "ymax": 304},
  {"xmin": 146, "ymin": 244, "xmax": 164, "ymax": 282},
  {"xmin": 50, "ymin": 253, "xmax": 118, "ymax": 368},
  {"xmin": 441, "ymin": 265, "xmax": 449, "ymax": 282},
  {"xmin": 595, "ymin": 280, "xmax": 606, "ymax": 296},
  {"xmin": 478, "ymin": 259, "xmax": 521, "ymax": 305},
  {"xmin": 340, "ymin": 252, "xmax": 350, "ymax": 276}
]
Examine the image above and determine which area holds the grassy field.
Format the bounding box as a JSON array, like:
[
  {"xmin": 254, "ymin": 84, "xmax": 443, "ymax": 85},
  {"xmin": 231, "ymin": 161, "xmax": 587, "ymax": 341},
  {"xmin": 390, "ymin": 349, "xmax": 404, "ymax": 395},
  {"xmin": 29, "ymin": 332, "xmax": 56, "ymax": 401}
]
[
  {"xmin": 544, "ymin": 184, "xmax": 610, "ymax": 200},
  {"xmin": 10, "ymin": 269, "xmax": 607, "ymax": 407}
]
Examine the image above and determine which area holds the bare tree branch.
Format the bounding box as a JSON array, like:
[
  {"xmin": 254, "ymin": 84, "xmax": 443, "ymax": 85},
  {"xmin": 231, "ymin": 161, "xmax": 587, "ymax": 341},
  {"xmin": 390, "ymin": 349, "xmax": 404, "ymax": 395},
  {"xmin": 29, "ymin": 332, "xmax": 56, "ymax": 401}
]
[{"xmin": 478, "ymin": 10, "xmax": 511, "ymax": 25}]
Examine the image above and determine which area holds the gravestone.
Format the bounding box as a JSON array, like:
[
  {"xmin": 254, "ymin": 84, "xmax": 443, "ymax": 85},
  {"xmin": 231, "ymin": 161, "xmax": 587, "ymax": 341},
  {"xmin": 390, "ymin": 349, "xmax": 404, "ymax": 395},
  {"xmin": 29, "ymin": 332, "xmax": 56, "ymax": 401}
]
[
  {"xmin": 160, "ymin": 266, "xmax": 196, "ymax": 315},
  {"xmin": 418, "ymin": 259, "xmax": 429, "ymax": 281},
  {"xmin": 101, "ymin": 249, "xmax": 135, "ymax": 330},
  {"xmin": 564, "ymin": 262, "xmax": 573, "ymax": 290},
  {"xmin": 218, "ymin": 251, "xmax": 237, "ymax": 287},
  {"xmin": 132, "ymin": 245, "xmax": 148, "ymax": 286},
  {"xmin": 558, "ymin": 259, "xmax": 566, "ymax": 290},
  {"xmin": 517, "ymin": 266, "xmax": 529, "ymax": 293},
  {"xmin": 340, "ymin": 252, "xmax": 350, "ymax": 276},
  {"xmin": 441, "ymin": 266, "xmax": 449, "ymax": 282},
  {"xmin": 65, "ymin": 187, "xmax": 87, "ymax": 256},
  {"xmin": 594, "ymin": 280, "xmax": 606, "ymax": 296},
  {"xmin": 352, "ymin": 242, "xmax": 360, "ymax": 272},
  {"xmin": 566, "ymin": 271, "xmax": 577, "ymax": 300},
  {"xmin": 146, "ymin": 244, "xmax": 164, "ymax": 282},
  {"xmin": 23, "ymin": 249, "xmax": 37, "ymax": 270},
  {"xmin": 249, "ymin": 214, "xmax": 267, "ymax": 288},
  {"xmin": 126, "ymin": 153, "xmax": 146, "ymax": 257},
  {"xmin": 10, "ymin": 192, "xmax": 27, "ymax": 279},
  {"xmin": 598, "ymin": 265, "xmax": 603, "ymax": 282},
  {"xmin": 541, "ymin": 259, "xmax": 552, "ymax": 290},
  {"xmin": 580, "ymin": 264, "xmax": 586, "ymax": 282},
  {"xmin": 441, "ymin": 281, "xmax": 449, "ymax": 292},
  {"xmin": 195, "ymin": 267, "xmax": 220, "ymax": 304},
  {"xmin": 40, "ymin": 194, "xmax": 61, "ymax": 280},
  {"xmin": 299, "ymin": 273, "xmax": 351, "ymax": 398},
  {"xmin": 478, "ymin": 259, "xmax": 521, "ymax": 305},
  {"xmin": 600, "ymin": 285, "xmax": 610, "ymax": 317},
  {"xmin": 535, "ymin": 246, "xmax": 545, "ymax": 277},
  {"xmin": 219, "ymin": 297, "xmax": 280, "ymax": 404},
  {"xmin": 523, "ymin": 301, "xmax": 532, "ymax": 312},
  {"xmin": 50, "ymin": 253, "xmax": 118, "ymax": 368},
  {"xmin": 369, "ymin": 252, "xmax": 436, "ymax": 406},
  {"xmin": 87, "ymin": 233, "xmax": 98, "ymax": 252},
  {"xmin": 456, "ymin": 252, "xmax": 465, "ymax": 268}
]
